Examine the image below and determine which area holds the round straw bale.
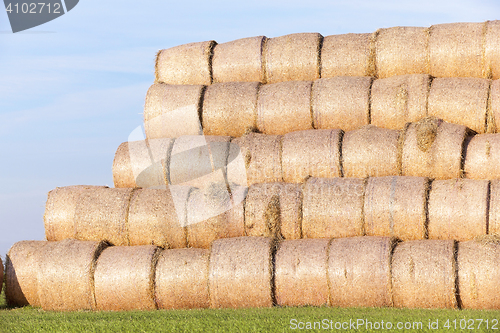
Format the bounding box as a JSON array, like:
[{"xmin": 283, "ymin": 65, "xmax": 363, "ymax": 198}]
[
  {"xmin": 279, "ymin": 183, "xmax": 303, "ymax": 240},
  {"xmin": 212, "ymin": 36, "xmax": 266, "ymax": 83},
  {"xmin": 169, "ymin": 135, "xmax": 230, "ymax": 187},
  {"xmin": 257, "ymin": 81, "xmax": 313, "ymax": 135},
  {"xmin": 428, "ymin": 179, "xmax": 488, "ymax": 241},
  {"xmin": 312, "ymin": 77, "xmax": 372, "ymax": 131},
  {"xmin": 281, "ymin": 129, "xmax": 342, "ymax": 183},
  {"xmin": 489, "ymin": 180, "xmax": 500, "ymax": 236},
  {"xmin": 486, "ymin": 21, "xmax": 500, "ymax": 80},
  {"xmin": 37, "ymin": 239, "xmax": 108, "ymax": 311},
  {"xmin": 402, "ymin": 118, "xmax": 469, "ymax": 179},
  {"xmin": 429, "ymin": 22, "xmax": 485, "ymax": 78},
  {"xmin": 227, "ymin": 133, "xmax": 282, "ymax": 186},
  {"xmin": 328, "ymin": 236, "xmax": 394, "ymax": 308},
  {"xmin": 244, "ymin": 183, "xmax": 282, "ymax": 239},
  {"xmin": 5, "ymin": 241, "xmax": 46, "ymax": 307},
  {"xmin": 428, "ymin": 78, "xmax": 490, "ymax": 134},
  {"xmin": 128, "ymin": 188, "xmax": 188, "ymax": 248},
  {"xmin": 457, "ymin": 239, "xmax": 500, "ymax": 309},
  {"xmin": 74, "ymin": 187, "xmax": 135, "ymax": 246},
  {"xmin": 186, "ymin": 183, "xmax": 246, "ymax": 249},
  {"xmin": 94, "ymin": 245, "xmax": 160, "ymax": 311},
  {"xmin": 44, "ymin": 185, "xmax": 107, "ymax": 242},
  {"xmin": 202, "ymin": 82, "xmax": 259, "ymax": 137},
  {"xmin": 392, "ymin": 239, "xmax": 457, "ymax": 309},
  {"xmin": 144, "ymin": 84, "xmax": 204, "ymax": 139},
  {"xmin": 464, "ymin": 134, "xmax": 500, "ymax": 179},
  {"xmin": 155, "ymin": 248, "xmax": 210, "ymax": 309},
  {"xmin": 375, "ymin": 27, "xmax": 429, "ymax": 78},
  {"xmin": 264, "ymin": 33, "xmax": 321, "ymax": 84},
  {"xmin": 364, "ymin": 176, "xmax": 428, "ymax": 241},
  {"xmin": 491, "ymin": 80, "xmax": 500, "ymax": 131},
  {"xmin": 342, "ymin": 125, "xmax": 401, "ymax": 178},
  {"xmin": 371, "ymin": 74, "xmax": 431, "ymax": 129},
  {"xmin": 208, "ymin": 237, "xmax": 274, "ymax": 308},
  {"xmin": 321, "ymin": 33, "xmax": 374, "ymax": 77},
  {"xmin": 155, "ymin": 40, "xmax": 216, "ymax": 85},
  {"xmin": 275, "ymin": 239, "xmax": 330, "ymax": 307},
  {"xmin": 302, "ymin": 177, "xmax": 365, "ymax": 238}
]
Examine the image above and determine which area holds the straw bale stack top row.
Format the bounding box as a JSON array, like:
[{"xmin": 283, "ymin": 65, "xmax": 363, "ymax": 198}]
[{"xmin": 155, "ymin": 21, "xmax": 500, "ymax": 86}]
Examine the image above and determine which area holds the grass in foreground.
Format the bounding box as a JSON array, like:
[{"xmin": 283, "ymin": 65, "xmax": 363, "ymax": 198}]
[{"xmin": 2, "ymin": 287, "xmax": 500, "ymax": 333}]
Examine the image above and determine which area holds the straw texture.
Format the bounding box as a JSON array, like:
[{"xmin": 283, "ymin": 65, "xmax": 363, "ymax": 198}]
[
  {"xmin": 364, "ymin": 176, "xmax": 428, "ymax": 241},
  {"xmin": 375, "ymin": 27, "xmax": 429, "ymax": 78},
  {"xmin": 155, "ymin": 40, "xmax": 215, "ymax": 85},
  {"xmin": 429, "ymin": 23, "xmax": 485, "ymax": 78},
  {"xmin": 485, "ymin": 21, "xmax": 500, "ymax": 80},
  {"xmin": 402, "ymin": 118, "xmax": 469, "ymax": 179},
  {"xmin": 281, "ymin": 129, "xmax": 342, "ymax": 183},
  {"xmin": 321, "ymin": 33, "xmax": 373, "ymax": 77},
  {"xmin": 275, "ymin": 239, "xmax": 330, "ymax": 306},
  {"xmin": 312, "ymin": 77, "xmax": 372, "ymax": 131},
  {"xmin": 464, "ymin": 134, "xmax": 500, "ymax": 179},
  {"xmin": 428, "ymin": 179, "xmax": 488, "ymax": 241},
  {"xmin": 428, "ymin": 78, "xmax": 490, "ymax": 134},
  {"xmin": 302, "ymin": 177, "xmax": 365, "ymax": 238},
  {"xmin": 144, "ymin": 84, "xmax": 204, "ymax": 139},
  {"xmin": 209, "ymin": 237, "xmax": 274, "ymax": 308},
  {"xmin": 202, "ymin": 82, "xmax": 259, "ymax": 137},
  {"xmin": 264, "ymin": 33, "xmax": 321, "ymax": 83},
  {"xmin": 342, "ymin": 125, "xmax": 401, "ymax": 178},
  {"xmin": 244, "ymin": 183, "xmax": 281, "ymax": 238},
  {"xmin": 489, "ymin": 180, "xmax": 500, "ymax": 236},
  {"xmin": 392, "ymin": 240, "xmax": 457, "ymax": 309},
  {"xmin": 5, "ymin": 241, "xmax": 46, "ymax": 307},
  {"xmin": 44, "ymin": 185, "xmax": 107, "ymax": 241},
  {"xmin": 212, "ymin": 36, "xmax": 266, "ymax": 83},
  {"xmin": 278, "ymin": 183, "xmax": 303, "ymax": 240},
  {"xmin": 74, "ymin": 187, "xmax": 134, "ymax": 246},
  {"xmin": 328, "ymin": 236, "xmax": 394, "ymax": 308},
  {"xmin": 186, "ymin": 183, "xmax": 246, "ymax": 249},
  {"xmin": 458, "ymin": 239, "xmax": 500, "ymax": 309},
  {"xmin": 155, "ymin": 248, "xmax": 210, "ymax": 309},
  {"xmin": 491, "ymin": 80, "xmax": 500, "ymax": 131},
  {"xmin": 94, "ymin": 245, "xmax": 160, "ymax": 311},
  {"xmin": 257, "ymin": 81, "xmax": 313, "ymax": 135},
  {"xmin": 228, "ymin": 133, "xmax": 282, "ymax": 186},
  {"xmin": 128, "ymin": 188, "xmax": 188, "ymax": 248},
  {"xmin": 371, "ymin": 74, "xmax": 430, "ymax": 129},
  {"xmin": 37, "ymin": 239, "xmax": 108, "ymax": 311}
]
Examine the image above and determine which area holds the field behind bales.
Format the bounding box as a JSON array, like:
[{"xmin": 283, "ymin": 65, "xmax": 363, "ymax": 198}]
[{"xmin": 2, "ymin": 285, "xmax": 500, "ymax": 333}]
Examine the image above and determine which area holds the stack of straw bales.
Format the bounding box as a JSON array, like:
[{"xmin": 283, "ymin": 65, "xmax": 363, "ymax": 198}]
[{"xmin": 8, "ymin": 21, "xmax": 500, "ymax": 312}]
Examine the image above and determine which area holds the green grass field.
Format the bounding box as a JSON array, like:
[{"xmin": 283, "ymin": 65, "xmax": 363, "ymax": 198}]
[{"xmin": 2, "ymin": 285, "xmax": 500, "ymax": 333}]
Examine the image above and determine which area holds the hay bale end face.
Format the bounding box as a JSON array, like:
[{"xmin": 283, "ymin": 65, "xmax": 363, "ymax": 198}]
[
  {"xmin": 428, "ymin": 179, "xmax": 488, "ymax": 241},
  {"xmin": 302, "ymin": 177, "xmax": 365, "ymax": 239},
  {"xmin": 144, "ymin": 84, "xmax": 204, "ymax": 139},
  {"xmin": 257, "ymin": 81, "xmax": 313, "ymax": 135},
  {"xmin": 212, "ymin": 36, "xmax": 266, "ymax": 83},
  {"xmin": 342, "ymin": 125, "xmax": 401, "ymax": 178},
  {"xmin": 429, "ymin": 22, "xmax": 485, "ymax": 78},
  {"xmin": 155, "ymin": 40, "xmax": 215, "ymax": 85},
  {"xmin": 321, "ymin": 33, "xmax": 373, "ymax": 77},
  {"xmin": 464, "ymin": 134, "xmax": 500, "ymax": 179},
  {"xmin": 202, "ymin": 82, "xmax": 259, "ymax": 137},
  {"xmin": 209, "ymin": 237, "xmax": 274, "ymax": 308},
  {"xmin": 37, "ymin": 239, "xmax": 108, "ymax": 311},
  {"xmin": 371, "ymin": 74, "xmax": 431, "ymax": 130},
  {"xmin": 264, "ymin": 33, "xmax": 321, "ymax": 84},
  {"xmin": 328, "ymin": 236, "xmax": 394, "ymax": 308},
  {"xmin": 364, "ymin": 176, "xmax": 428, "ymax": 241},
  {"xmin": 312, "ymin": 76, "xmax": 372, "ymax": 131},
  {"xmin": 458, "ymin": 239, "xmax": 500, "ymax": 309},
  {"xmin": 392, "ymin": 240, "xmax": 457, "ymax": 309},
  {"xmin": 275, "ymin": 239, "xmax": 330, "ymax": 307},
  {"xmin": 5, "ymin": 241, "xmax": 46, "ymax": 307},
  {"xmin": 94, "ymin": 245, "xmax": 160, "ymax": 311},
  {"xmin": 375, "ymin": 27, "xmax": 429, "ymax": 78},
  {"xmin": 281, "ymin": 129, "xmax": 342, "ymax": 183},
  {"xmin": 155, "ymin": 248, "xmax": 210, "ymax": 309}
]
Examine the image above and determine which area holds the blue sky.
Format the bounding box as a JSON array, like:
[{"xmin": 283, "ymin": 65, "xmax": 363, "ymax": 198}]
[{"xmin": 0, "ymin": 0, "xmax": 499, "ymax": 258}]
